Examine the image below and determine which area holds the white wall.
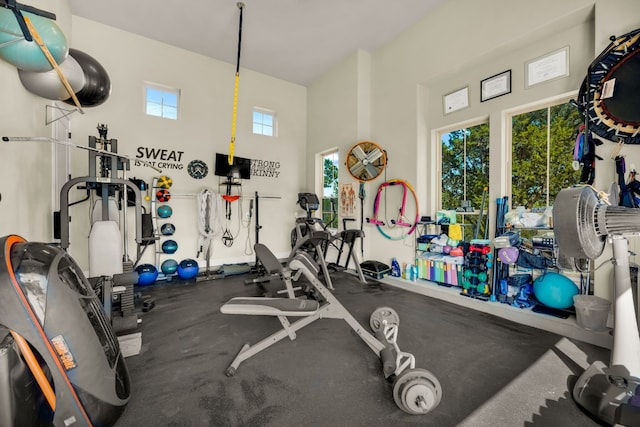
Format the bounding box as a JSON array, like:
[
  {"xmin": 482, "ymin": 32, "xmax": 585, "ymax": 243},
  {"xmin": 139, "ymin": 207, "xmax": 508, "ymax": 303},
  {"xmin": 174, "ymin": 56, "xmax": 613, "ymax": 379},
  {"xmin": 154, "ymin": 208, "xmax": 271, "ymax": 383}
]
[
  {"xmin": 65, "ymin": 17, "xmax": 307, "ymax": 270},
  {"xmin": 307, "ymin": 0, "xmax": 640, "ymax": 301},
  {"xmin": 373, "ymin": 0, "xmax": 597, "ymax": 267},
  {"xmin": 0, "ymin": 4, "xmax": 306, "ymax": 273},
  {"xmin": 308, "ymin": 0, "xmax": 598, "ymax": 267},
  {"xmin": 3, "ymin": 0, "xmax": 639, "ymax": 295},
  {"xmin": 0, "ymin": 0, "xmax": 71, "ymax": 242},
  {"xmin": 307, "ymin": 49, "xmax": 372, "ymax": 258}
]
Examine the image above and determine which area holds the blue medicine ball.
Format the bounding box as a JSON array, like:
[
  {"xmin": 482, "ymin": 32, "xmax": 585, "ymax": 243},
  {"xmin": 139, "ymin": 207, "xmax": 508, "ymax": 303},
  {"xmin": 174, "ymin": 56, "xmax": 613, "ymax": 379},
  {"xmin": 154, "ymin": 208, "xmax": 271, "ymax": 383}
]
[
  {"xmin": 177, "ymin": 258, "xmax": 199, "ymax": 280},
  {"xmin": 161, "ymin": 223, "xmax": 176, "ymax": 236},
  {"xmin": 162, "ymin": 239, "xmax": 178, "ymax": 254},
  {"xmin": 157, "ymin": 205, "xmax": 173, "ymax": 218},
  {"xmin": 161, "ymin": 259, "xmax": 178, "ymax": 275},
  {"xmin": 135, "ymin": 263, "xmax": 158, "ymax": 286},
  {"xmin": 533, "ymin": 272, "xmax": 579, "ymax": 309}
]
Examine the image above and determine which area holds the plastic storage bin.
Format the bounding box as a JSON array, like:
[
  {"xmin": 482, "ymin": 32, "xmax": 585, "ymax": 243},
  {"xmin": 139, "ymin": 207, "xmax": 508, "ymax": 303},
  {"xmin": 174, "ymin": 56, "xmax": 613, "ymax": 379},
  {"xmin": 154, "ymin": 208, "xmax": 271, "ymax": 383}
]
[{"xmin": 573, "ymin": 295, "xmax": 611, "ymax": 331}]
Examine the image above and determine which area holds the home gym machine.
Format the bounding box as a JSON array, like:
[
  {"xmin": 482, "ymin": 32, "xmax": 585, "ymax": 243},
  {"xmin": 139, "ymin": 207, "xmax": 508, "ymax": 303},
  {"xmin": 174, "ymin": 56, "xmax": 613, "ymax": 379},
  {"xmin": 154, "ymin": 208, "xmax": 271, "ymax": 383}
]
[
  {"xmin": 4, "ymin": 125, "xmax": 160, "ymax": 331},
  {"xmin": 56, "ymin": 125, "xmax": 152, "ymax": 332},
  {"xmin": 221, "ymin": 236, "xmax": 442, "ymax": 415}
]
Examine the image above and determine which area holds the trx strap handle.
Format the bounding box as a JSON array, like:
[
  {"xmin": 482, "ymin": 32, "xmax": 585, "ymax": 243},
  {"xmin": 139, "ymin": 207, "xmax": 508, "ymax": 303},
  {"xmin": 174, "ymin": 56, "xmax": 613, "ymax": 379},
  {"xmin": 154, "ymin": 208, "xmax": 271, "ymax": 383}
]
[{"xmin": 228, "ymin": 2, "xmax": 244, "ymax": 165}]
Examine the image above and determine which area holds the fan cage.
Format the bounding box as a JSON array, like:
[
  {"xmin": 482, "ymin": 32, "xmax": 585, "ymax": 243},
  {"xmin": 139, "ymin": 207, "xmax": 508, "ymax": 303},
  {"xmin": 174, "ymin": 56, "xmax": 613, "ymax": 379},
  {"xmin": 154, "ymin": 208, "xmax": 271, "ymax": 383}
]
[{"xmin": 346, "ymin": 141, "xmax": 387, "ymax": 182}]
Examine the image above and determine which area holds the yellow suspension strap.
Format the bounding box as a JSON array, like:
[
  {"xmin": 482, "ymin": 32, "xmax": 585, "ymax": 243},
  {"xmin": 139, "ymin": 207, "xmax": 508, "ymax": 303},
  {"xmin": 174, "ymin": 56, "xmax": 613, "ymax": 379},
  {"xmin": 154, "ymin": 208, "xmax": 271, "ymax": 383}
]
[{"xmin": 229, "ymin": 2, "xmax": 244, "ymax": 165}]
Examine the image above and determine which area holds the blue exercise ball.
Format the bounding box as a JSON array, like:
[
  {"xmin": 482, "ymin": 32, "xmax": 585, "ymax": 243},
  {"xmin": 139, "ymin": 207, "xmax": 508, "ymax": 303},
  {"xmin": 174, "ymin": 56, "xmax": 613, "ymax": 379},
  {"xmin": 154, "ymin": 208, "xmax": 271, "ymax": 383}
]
[
  {"xmin": 0, "ymin": 9, "xmax": 68, "ymax": 72},
  {"xmin": 160, "ymin": 223, "xmax": 176, "ymax": 236},
  {"xmin": 161, "ymin": 259, "xmax": 178, "ymax": 275},
  {"xmin": 162, "ymin": 239, "xmax": 178, "ymax": 254},
  {"xmin": 533, "ymin": 272, "xmax": 579, "ymax": 309},
  {"xmin": 177, "ymin": 259, "xmax": 199, "ymax": 280},
  {"xmin": 157, "ymin": 204, "xmax": 172, "ymax": 218},
  {"xmin": 135, "ymin": 263, "xmax": 158, "ymax": 286}
]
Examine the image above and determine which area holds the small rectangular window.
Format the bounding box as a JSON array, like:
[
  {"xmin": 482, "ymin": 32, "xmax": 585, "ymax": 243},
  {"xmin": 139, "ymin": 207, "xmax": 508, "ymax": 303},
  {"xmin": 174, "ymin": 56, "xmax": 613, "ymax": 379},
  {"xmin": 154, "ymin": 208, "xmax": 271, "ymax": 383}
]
[
  {"xmin": 144, "ymin": 83, "xmax": 180, "ymax": 120},
  {"xmin": 253, "ymin": 108, "xmax": 276, "ymax": 136}
]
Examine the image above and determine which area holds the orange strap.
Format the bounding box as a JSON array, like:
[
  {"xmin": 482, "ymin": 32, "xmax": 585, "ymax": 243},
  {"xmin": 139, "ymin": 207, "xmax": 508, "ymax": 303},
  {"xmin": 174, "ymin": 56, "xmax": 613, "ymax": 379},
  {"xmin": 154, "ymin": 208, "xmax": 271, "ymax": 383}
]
[
  {"xmin": 222, "ymin": 194, "xmax": 241, "ymax": 202},
  {"xmin": 10, "ymin": 331, "xmax": 56, "ymax": 410}
]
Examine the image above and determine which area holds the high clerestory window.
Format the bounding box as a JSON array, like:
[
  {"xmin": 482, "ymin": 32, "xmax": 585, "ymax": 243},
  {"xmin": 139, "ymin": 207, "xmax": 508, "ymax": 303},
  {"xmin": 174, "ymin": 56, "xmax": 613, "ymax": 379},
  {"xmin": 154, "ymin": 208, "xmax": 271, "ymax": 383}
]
[
  {"xmin": 253, "ymin": 108, "xmax": 276, "ymax": 136},
  {"xmin": 144, "ymin": 83, "xmax": 179, "ymax": 120}
]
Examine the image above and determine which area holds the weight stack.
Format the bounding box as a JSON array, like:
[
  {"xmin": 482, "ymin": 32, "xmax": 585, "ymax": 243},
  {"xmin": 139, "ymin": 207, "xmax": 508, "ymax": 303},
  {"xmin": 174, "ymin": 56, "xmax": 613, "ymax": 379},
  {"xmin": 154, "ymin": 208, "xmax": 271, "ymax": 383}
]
[
  {"xmin": 112, "ymin": 272, "xmax": 137, "ymax": 333},
  {"xmin": 121, "ymin": 259, "xmax": 135, "ymax": 317}
]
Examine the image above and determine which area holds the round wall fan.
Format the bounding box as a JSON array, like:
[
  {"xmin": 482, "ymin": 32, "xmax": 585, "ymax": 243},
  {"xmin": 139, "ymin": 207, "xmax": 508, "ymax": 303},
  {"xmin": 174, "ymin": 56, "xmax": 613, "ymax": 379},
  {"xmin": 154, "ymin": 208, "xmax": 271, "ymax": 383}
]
[{"xmin": 346, "ymin": 141, "xmax": 387, "ymax": 182}]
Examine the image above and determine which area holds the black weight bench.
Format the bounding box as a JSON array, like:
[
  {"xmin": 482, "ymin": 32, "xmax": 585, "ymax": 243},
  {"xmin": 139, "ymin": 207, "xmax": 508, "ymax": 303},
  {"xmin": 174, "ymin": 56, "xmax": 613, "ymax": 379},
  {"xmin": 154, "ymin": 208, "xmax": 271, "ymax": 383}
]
[{"xmin": 220, "ymin": 244, "xmax": 443, "ymax": 415}]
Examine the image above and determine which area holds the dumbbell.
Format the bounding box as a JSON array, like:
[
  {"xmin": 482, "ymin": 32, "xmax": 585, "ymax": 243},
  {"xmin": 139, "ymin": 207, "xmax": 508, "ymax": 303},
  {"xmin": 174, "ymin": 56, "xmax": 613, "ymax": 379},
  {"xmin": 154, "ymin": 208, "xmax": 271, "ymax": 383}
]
[
  {"xmin": 464, "ymin": 269, "xmax": 488, "ymax": 282},
  {"xmin": 469, "ymin": 244, "xmax": 491, "ymax": 255}
]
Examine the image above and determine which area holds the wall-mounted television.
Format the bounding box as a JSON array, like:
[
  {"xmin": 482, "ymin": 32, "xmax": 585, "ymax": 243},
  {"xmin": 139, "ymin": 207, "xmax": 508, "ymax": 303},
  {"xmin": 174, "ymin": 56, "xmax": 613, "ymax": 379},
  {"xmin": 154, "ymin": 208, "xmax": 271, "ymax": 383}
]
[{"xmin": 214, "ymin": 153, "xmax": 251, "ymax": 180}]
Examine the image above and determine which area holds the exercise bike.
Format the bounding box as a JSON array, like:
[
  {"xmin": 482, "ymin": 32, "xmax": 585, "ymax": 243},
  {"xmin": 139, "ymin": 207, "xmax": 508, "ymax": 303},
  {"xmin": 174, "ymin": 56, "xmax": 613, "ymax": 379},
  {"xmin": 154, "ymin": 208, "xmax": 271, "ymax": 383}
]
[{"xmin": 291, "ymin": 193, "xmax": 367, "ymax": 283}]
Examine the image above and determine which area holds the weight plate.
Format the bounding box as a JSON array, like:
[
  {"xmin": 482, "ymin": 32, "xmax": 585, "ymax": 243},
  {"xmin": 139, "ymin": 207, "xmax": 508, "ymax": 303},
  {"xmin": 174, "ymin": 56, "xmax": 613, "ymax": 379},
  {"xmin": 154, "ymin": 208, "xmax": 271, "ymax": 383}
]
[
  {"xmin": 401, "ymin": 378, "xmax": 438, "ymax": 414},
  {"xmin": 392, "ymin": 368, "xmax": 442, "ymax": 415},
  {"xmin": 369, "ymin": 306, "xmax": 400, "ymax": 332}
]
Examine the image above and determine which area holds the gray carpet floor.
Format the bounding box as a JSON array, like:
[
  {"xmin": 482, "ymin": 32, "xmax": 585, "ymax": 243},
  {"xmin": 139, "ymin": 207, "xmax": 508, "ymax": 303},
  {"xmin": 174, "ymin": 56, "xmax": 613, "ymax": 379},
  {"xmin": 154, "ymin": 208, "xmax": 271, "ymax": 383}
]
[{"xmin": 116, "ymin": 271, "xmax": 609, "ymax": 426}]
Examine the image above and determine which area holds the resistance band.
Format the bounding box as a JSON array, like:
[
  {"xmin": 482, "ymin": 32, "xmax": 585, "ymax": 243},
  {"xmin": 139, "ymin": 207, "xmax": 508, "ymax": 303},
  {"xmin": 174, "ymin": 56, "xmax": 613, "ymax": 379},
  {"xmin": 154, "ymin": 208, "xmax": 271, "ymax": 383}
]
[
  {"xmin": 228, "ymin": 2, "xmax": 245, "ymax": 165},
  {"xmin": 369, "ymin": 179, "xmax": 419, "ymax": 240}
]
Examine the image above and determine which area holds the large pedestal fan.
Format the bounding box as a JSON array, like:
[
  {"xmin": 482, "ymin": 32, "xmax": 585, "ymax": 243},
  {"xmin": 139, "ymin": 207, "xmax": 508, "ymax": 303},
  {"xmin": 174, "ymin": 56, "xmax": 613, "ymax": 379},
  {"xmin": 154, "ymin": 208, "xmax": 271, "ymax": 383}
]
[{"xmin": 554, "ymin": 186, "xmax": 640, "ymax": 425}]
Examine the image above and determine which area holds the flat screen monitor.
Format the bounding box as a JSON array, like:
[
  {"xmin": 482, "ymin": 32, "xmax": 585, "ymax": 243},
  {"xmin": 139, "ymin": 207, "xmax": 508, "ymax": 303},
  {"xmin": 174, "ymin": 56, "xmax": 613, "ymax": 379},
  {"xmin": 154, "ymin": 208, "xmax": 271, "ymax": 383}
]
[{"xmin": 214, "ymin": 153, "xmax": 251, "ymax": 180}]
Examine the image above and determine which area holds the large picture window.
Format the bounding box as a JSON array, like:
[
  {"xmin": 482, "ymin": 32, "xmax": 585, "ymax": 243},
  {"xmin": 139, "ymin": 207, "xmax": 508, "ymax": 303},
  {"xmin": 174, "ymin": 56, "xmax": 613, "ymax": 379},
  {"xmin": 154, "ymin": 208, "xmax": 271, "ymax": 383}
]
[
  {"xmin": 440, "ymin": 122, "xmax": 490, "ymax": 237},
  {"xmin": 510, "ymin": 98, "xmax": 581, "ymax": 209}
]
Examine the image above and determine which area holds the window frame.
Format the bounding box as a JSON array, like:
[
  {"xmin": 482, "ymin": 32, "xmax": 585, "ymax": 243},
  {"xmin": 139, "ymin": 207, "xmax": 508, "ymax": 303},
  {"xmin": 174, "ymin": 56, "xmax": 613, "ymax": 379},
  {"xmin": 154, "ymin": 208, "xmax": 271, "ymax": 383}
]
[
  {"xmin": 252, "ymin": 107, "xmax": 277, "ymax": 137},
  {"xmin": 143, "ymin": 82, "xmax": 180, "ymax": 120},
  {"xmin": 317, "ymin": 148, "xmax": 339, "ymax": 230},
  {"xmin": 436, "ymin": 117, "xmax": 490, "ymax": 212},
  {"xmin": 436, "ymin": 118, "xmax": 491, "ymax": 239},
  {"xmin": 505, "ymin": 91, "xmax": 580, "ymax": 209}
]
